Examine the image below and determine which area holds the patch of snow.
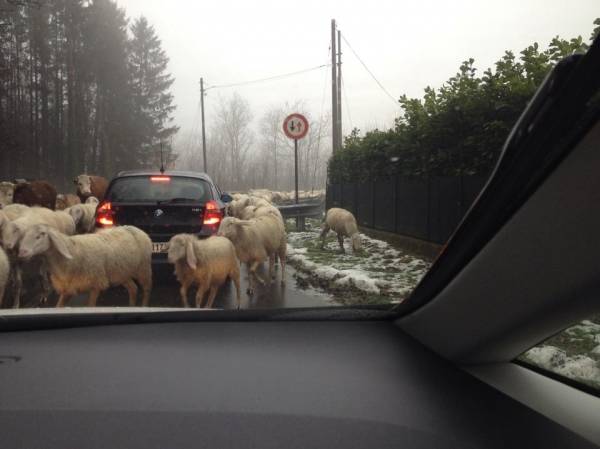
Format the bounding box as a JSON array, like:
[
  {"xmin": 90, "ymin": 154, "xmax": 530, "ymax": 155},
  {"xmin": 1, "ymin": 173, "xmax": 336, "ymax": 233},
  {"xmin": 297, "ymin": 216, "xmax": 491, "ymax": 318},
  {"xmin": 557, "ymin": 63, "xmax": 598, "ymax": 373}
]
[
  {"xmin": 333, "ymin": 270, "xmax": 382, "ymax": 294},
  {"xmin": 524, "ymin": 345, "xmax": 600, "ymax": 387}
]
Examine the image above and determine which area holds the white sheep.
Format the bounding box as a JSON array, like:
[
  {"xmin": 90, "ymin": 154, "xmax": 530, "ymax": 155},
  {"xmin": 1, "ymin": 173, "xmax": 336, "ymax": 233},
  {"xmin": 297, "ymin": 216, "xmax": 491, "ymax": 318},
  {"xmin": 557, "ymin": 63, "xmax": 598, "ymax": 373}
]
[
  {"xmin": 66, "ymin": 203, "xmax": 97, "ymax": 234},
  {"xmin": 240, "ymin": 205, "xmax": 257, "ymax": 220},
  {"xmin": 0, "ymin": 246, "xmax": 9, "ymax": 307},
  {"xmin": 1, "ymin": 203, "xmax": 29, "ymax": 221},
  {"xmin": 18, "ymin": 224, "xmax": 152, "ymax": 307},
  {"xmin": 217, "ymin": 215, "xmax": 286, "ymax": 295},
  {"xmin": 253, "ymin": 204, "xmax": 284, "ymax": 223},
  {"xmin": 167, "ymin": 234, "xmax": 241, "ymax": 309},
  {"xmin": 85, "ymin": 196, "xmax": 99, "ymax": 205},
  {"xmin": 2, "ymin": 207, "xmax": 76, "ymax": 251},
  {"xmin": 228, "ymin": 195, "xmax": 251, "ymax": 218},
  {"xmin": 320, "ymin": 207, "xmax": 362, "ymax": 253}
]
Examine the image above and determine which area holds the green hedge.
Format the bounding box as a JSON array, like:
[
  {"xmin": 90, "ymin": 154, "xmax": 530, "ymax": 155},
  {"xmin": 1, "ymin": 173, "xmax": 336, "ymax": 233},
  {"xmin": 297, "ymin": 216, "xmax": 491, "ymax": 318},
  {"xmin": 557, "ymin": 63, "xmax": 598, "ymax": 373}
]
[{"xmin": 328, "ymin": 21, "xmax": 599, "ymax": 183}]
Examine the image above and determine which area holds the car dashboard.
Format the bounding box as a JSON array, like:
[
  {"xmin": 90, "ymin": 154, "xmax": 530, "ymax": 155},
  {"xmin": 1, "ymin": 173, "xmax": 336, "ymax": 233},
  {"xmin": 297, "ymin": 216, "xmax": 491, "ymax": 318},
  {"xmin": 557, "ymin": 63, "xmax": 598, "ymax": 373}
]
[{"xmin": 0, "ymin": 319, "xmax": 594, "ymax": 448}]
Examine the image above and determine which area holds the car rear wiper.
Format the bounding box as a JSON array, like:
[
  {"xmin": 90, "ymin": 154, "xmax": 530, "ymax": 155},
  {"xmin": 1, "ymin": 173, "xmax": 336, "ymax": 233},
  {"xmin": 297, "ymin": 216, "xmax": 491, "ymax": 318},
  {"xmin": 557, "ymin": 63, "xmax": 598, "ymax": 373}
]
[{"xmin": 156, "ymin": 198, "xmax": 199, "ymax": 205}]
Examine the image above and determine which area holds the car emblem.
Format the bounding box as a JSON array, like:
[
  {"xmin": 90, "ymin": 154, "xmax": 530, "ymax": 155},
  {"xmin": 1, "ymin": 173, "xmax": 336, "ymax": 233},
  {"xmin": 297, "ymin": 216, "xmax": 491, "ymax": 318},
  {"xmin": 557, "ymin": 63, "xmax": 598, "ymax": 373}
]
[{"xmin": 154, "ymin": 209, "xmax": 164, "ymax": 218}]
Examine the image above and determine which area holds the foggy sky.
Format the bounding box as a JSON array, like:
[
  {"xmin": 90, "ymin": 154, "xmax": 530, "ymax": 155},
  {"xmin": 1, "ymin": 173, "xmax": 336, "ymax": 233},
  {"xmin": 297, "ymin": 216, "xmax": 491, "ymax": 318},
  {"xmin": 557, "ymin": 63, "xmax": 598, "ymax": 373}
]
[{"xmin": 116, "ymin": 0, "xmax": 598, "ymax": 137}]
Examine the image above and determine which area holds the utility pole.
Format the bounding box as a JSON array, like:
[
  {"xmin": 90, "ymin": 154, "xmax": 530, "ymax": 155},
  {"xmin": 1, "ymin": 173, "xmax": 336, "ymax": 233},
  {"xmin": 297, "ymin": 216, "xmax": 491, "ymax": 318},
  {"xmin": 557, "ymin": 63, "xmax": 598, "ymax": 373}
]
[
  {"xmin": 337, "ymin": 29, "xmax": 342, "ymax": 150},
  {"xmin": 200, "ymin": 77, "xmax": 207, "ymax": 173},
  {"xmin": 331, "ymin": 19, "xmax": 338, "ymax": 153}
]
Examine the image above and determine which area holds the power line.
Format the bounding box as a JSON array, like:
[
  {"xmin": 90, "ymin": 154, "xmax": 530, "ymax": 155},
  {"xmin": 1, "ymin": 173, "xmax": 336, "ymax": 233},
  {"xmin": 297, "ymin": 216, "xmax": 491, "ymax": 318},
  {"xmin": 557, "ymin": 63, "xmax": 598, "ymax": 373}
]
[
  {"xmin": 205, "ymin": 64, "xmax": 330, "ymax": 91},
  {"xmin": 340, "ymin": 33, "xmax": 400, "ymax": 108}
]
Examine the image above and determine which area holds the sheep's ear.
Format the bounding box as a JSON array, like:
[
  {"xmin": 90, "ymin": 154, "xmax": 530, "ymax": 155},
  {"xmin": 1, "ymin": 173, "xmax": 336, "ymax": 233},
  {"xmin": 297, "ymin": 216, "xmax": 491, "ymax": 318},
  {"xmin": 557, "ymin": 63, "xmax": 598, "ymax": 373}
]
[
  {"xmin": 73, "ymin": 178, "xmax": 78, "ymax": 185},
  {"xmin": 49, "ymin": 230, "xmax": 73, "ymax": 259},
  {"xmin": 185, "ymin": 239, "xmax": 197, "ymax": 269}
]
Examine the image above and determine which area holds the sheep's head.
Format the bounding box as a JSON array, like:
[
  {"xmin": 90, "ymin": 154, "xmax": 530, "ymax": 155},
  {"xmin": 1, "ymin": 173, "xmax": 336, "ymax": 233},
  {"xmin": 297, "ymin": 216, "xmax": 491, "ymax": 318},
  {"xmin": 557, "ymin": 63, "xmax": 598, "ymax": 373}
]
[
  {"xmin": 68, "ymin": 205, "xmax": 85, "ymax": 226},
  {"xmin": 19, "ymin": 224, "xmax": 72, "ymax": 260},
  {"xmin": 74, "ymin": 175, "xmax": 92, "ymax": 196},
  {"xmin": 55, "ymin": 194, "xmax": 67, "ymax": 210},
  {"xmin": 0, "ymin": 182, "xmax": 15, "ymax": 208},
  {"xmin": 85, "ymin": 196, "xmax": 99, "ymax": 205},
  {"xmin": 351, "ymin": 233, "xmax": 362, "ymax": 252},
  {"xmin": 167, "ymin": 234, "xmax": 197, "ymax": 269},
  {"xmin": 2, "ymin": 221, "xmax": 24, "ymax": 251}
]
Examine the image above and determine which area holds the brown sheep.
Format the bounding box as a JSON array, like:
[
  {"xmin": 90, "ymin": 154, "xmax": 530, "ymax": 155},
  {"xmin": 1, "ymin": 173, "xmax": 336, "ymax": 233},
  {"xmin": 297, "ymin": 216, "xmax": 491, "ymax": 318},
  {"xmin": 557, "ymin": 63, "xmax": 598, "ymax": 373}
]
[
  {"xmin": 74, "ymin": 175, "xmax": 109, "ymax": 203},
  {"xmin": 13, "ymin": 180, "xmax": 57, "ymax": 210},
  {"xmin": 55, "ymin": 193, "xmax": 81, "ymax": 210}
]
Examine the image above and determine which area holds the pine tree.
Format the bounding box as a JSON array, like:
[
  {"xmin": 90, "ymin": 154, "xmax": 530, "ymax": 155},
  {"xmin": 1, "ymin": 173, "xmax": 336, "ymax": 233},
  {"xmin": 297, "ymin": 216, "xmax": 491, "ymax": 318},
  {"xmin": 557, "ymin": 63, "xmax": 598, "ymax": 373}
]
[{"xmin": 129, "ymin": 16, "xmax": 178, "ymax": 169}]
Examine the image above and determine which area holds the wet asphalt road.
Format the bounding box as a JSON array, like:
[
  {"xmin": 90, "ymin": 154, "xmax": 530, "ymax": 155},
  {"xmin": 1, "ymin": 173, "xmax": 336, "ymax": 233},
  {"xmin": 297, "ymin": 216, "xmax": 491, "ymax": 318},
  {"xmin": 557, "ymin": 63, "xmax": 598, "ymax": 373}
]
[{"xmin": 16, "ymin": 263, "xmax": 334, "ymax": 310}]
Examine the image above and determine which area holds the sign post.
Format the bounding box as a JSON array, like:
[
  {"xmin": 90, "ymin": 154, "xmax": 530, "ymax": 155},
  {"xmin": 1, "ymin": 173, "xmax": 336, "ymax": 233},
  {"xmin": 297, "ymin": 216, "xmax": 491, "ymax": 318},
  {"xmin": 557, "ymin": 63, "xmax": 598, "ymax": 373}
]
[{"xmin": 283, "ymin": 113, "xmax": 309, "ymax": 230}]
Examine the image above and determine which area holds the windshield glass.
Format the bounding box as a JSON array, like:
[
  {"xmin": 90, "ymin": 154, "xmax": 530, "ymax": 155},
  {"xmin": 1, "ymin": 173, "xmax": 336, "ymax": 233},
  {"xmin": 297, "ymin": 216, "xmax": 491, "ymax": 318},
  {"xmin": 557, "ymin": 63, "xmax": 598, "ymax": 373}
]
[
  {"xmin": 107, "ymin": 177, "xmax": 212, "ymax": 203},
  {"xmin": 0, "ymin": 1, "xmax": 597, "ymax": 311}
]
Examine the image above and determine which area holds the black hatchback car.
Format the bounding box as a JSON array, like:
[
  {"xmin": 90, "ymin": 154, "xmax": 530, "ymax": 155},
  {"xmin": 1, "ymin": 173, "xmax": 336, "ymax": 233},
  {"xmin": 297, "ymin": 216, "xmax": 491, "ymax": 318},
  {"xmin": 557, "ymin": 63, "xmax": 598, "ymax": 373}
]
[{"xmin": 94, "ymin": 170, "xmax": 232, "ymax": 267}]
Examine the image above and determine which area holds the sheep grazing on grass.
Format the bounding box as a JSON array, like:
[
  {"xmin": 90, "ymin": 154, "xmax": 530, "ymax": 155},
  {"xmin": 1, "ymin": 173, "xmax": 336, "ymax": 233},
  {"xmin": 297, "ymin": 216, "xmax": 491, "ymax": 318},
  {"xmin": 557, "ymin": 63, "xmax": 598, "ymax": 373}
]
[
  {"xmin": 55, "ymin": 193, "xmax": 81, "ymax": 210},
  {"xmin": 18, "ymin": 225, "xmax": 152, "ymax": 307},
  {"xmin": 167, "ymin": 234, "xmax": 241, "ymax": 309},
  {"xmin": 0, "ymin": 246, "xmax": 9, "ymax": 307},
  {"xmin": 320, "ymin": 207, "xmax": 362, "ymax": 253},
  {"xmin": 218, "ymin": 215, "xmax": 286, "ymax": 295},
  {"xmin": 67, "ymin": 203, "xmax": 97, "ymax": 234}
]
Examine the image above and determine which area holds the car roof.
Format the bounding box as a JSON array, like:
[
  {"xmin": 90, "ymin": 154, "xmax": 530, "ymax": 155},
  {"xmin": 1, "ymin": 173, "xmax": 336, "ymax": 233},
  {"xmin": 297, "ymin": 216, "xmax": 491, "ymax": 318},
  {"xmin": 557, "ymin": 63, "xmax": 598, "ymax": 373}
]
[{"xmin": 114, "ymin": 170, "xmax": 213, "ymax": 183}]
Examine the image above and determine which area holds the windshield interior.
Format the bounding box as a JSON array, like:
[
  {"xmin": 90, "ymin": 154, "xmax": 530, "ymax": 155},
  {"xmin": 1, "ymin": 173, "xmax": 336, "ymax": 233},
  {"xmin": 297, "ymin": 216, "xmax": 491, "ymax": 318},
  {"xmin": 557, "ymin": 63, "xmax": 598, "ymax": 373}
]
[{"xmin": 0, "ymin": 1, "xmax": 597, "ymax": 317}]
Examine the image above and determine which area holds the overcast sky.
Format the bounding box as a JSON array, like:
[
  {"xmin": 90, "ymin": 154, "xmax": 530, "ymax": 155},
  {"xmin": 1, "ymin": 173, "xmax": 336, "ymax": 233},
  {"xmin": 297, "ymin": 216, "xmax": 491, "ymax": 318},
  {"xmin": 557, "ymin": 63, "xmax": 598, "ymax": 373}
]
[{"xmin": 116, "ymin": 0, "xmax": 598, "ymax": 138}]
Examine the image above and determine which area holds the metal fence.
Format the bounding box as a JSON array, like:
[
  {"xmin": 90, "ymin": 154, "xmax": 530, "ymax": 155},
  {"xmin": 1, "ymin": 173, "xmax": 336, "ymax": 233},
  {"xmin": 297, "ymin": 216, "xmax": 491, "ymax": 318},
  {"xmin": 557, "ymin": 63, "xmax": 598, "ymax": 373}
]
[{"xmin": 326, "ymin": 174, "xmax": 489, "ymax": 244}]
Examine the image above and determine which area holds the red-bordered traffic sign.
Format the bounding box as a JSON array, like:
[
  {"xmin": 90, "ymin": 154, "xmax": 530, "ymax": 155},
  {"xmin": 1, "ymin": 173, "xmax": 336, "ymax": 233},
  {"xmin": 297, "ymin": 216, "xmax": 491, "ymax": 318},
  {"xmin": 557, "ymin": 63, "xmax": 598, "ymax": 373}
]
[{"xmin": 283, "ymin": 113, "xmax": 309, "ymax": 140}]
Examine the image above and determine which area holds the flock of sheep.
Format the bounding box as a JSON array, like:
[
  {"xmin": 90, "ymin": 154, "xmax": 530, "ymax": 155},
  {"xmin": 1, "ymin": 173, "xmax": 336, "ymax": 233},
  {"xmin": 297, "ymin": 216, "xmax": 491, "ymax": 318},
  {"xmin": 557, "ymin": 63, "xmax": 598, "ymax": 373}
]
[{"xmin": 0, "ymin": 175, "xmax": 360, "ymax": 309}]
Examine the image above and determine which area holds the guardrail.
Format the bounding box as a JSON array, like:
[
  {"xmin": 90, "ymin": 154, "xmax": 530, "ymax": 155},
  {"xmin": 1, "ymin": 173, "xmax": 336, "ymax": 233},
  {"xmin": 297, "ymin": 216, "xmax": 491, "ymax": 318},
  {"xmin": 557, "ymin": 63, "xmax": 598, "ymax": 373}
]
[{"xmin": 277, "ymin": 200, "xmax": 325, "ymax": 231}]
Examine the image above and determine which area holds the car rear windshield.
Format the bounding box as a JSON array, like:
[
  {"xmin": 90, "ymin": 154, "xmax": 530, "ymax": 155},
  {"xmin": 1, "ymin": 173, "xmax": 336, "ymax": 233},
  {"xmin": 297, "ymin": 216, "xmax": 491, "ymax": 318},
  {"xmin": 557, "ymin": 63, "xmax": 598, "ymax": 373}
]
[{"xmin": 107, "ymin": 176, "xmax": 213, "ymax": 203}]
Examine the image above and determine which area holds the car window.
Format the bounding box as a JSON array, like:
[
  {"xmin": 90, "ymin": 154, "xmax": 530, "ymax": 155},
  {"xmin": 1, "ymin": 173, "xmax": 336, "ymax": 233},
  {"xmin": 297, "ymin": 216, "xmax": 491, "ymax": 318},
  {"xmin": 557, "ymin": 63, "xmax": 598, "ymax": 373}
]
[
  {"xmin": 519, "ymin": 317, "xmax": 600, "ymax": 393},
  {"xmin": 107, "ymin": 177, "xmax": 212, "ymax": 203}
]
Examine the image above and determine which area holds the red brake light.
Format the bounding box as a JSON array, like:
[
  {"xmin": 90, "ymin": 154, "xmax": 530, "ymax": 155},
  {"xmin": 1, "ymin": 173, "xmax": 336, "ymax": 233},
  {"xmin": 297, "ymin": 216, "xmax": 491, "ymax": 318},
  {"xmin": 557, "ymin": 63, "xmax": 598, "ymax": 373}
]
[
  {"xmin": 96, "ymin": 201, "xmax": 115, "ymax": 227},
  {"xmin": 150, "ymin": 176, "xmax": 171, "ymax": 182},
  {"xmin": 203, "ymin": 200, "xmax": 222, "ymax": 227}
]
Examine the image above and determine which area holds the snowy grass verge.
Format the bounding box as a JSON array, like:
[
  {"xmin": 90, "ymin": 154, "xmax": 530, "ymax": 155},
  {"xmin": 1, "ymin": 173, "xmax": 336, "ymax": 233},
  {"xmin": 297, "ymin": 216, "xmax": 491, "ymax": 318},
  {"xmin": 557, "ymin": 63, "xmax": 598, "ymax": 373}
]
[
  {"xmin": 520, "ymin": 318, "xmax": 600, "ymax": 390},
  {"xmin": 285, "ymin": 219, "xmax": 430, "ymax": 305}
]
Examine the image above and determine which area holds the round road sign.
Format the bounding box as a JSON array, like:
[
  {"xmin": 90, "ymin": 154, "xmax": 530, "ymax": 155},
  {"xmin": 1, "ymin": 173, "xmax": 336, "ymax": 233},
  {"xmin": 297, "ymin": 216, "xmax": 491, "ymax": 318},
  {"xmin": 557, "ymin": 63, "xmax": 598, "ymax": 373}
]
[{"xmin": 283, "ymin": 113, "xmax": 309, "ymax": 140}]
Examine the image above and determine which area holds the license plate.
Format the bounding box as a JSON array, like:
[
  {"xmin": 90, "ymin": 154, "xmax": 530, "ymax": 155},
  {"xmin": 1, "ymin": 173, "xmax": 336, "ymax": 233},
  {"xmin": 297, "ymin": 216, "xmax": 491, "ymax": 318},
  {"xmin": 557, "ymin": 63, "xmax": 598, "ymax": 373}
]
[{"xmin": 152, "ymin": 242, "xmax": 168, "ymax": 254}]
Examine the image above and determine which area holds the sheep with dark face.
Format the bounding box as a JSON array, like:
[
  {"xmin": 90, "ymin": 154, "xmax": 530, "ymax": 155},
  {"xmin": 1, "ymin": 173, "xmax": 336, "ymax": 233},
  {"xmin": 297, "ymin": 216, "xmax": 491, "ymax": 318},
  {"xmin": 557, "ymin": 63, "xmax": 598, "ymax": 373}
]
[
  {"xmin": 217, "ymin": 215, "xmax": 286, "ymax": 295},
  {"xmin": 18, "ymin": 224, "xmax": 152, "ymax": 307},
  {"xmin": 320, "ymin": 208, "xmax": 362, "ymax": 253},
  {"xmin": 167, "ymin": 234, "xmax": 241, "ymax": 309}
]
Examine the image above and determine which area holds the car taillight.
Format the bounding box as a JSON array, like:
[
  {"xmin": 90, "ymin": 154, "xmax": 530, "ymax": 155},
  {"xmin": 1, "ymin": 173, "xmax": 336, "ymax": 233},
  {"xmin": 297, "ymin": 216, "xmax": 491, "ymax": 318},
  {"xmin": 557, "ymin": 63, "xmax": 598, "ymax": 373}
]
[
  {"xmin": 95, "ymin": 201, "xmax": 115, "ymax": 227},
  {"xmin": 203, "ymin": 200, "xmax": 222, "ymax": 227}
]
